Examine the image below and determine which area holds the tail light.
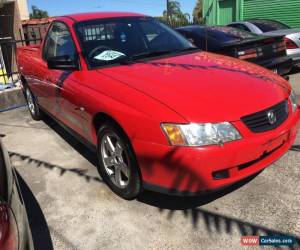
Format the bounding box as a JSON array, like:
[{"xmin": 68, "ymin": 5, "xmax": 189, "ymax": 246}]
[
  {"xmin": 284, "ymin": 37, "xmax": 299, "ymax": 49},
  {"xmin": 0, "ymin": 203, "xmax": 18, "ymax": 250},
  {"xmin": 273, "ymin": 41, "xmax": 287, "ymax": 52},
  {"xmin": 237, "ymin": 49, "xmax": 258, "ymax": 60}
]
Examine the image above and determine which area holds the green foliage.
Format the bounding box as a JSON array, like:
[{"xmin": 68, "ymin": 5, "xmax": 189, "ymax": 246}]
[
  {"xmin": 193, "ymin": 0, "xmax": 203, "ymax": 23},
  {"xmin": 162, "ymin": 0, "xmax": 190, "ymax": 23},
  {"xmin": 29, "ymin": 5, "xmax": 49, "ymax": 19}
]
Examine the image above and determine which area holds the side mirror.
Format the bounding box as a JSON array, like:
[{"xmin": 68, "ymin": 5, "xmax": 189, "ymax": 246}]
[{"xmin": 47, "ymin": 55, "xmax": 79, "ymax": 71}]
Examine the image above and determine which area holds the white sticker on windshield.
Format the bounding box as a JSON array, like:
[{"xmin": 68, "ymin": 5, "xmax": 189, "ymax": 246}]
[{"xmin": 94, "ymin": 50, "xmax": 125, "ymax": 61}]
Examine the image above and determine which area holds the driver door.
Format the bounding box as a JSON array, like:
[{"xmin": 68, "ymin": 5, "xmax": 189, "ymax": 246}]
[{"xmin": 42, "ymin": 22, "xmax": 84, "ymax": 135}]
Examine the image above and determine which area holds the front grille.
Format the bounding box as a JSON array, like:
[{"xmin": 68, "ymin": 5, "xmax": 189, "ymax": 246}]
[{"xmin": 241, "ymin": 100, "xmax": 289, "ymax": 133}]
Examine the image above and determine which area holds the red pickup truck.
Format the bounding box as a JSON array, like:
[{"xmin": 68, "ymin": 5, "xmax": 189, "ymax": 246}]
[{"xmin": 17, "ymin": 12, "xmax": 300, "ymax": 199}]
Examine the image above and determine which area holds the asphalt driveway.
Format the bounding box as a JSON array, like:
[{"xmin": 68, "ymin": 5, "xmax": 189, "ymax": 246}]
[{"xmin": 0, "ymin": 72, "xmax": 300, "ymax": 250}]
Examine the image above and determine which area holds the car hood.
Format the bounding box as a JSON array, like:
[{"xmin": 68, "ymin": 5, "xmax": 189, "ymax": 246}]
[
  {"xmin": 264, "ymin": 28, "xmax": 300, "ymax": 36},
  {"xmin": 97, "ymin": 52, "xmax": 290, "ymax": 122}
]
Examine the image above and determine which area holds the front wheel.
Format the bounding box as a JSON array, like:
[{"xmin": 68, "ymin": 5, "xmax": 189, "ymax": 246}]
[
  {"xmin": 97, "ymin": 122, "xmax": 142, "ymax": 200},
  {"xmin": 24, "ymin": 85, "xmax": 42, "ymax": 121}
]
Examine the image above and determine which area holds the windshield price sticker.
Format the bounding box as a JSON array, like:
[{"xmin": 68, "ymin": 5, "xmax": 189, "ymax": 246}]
[{"xmin": 94, "ymin": 50, "xmax": 125, "ymax": 61}]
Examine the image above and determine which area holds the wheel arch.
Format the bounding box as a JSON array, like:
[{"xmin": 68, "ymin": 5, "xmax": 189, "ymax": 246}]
[
  {"xmin": 20, "ymin": 75, "xmax": 28, "ymax": 92},
  {"xmin": 92, "ymin": 112, "xmax": 143, "ymax": 181},
  {"xmin": 92, "ymin": 112, "xmax": 136, "ymax": 152},
  {"xmin": 93, "ymin": 112, "xmax": 126, "ymax": 138},
  {"xmin": 20, "ymin": 75, "xmax": 27, "ymax": 85}
]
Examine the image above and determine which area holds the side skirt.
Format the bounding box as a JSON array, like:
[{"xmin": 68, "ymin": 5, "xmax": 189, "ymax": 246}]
[{"xmin": 39, "ymin": 106, "xmax": 97, "ymax": 153}]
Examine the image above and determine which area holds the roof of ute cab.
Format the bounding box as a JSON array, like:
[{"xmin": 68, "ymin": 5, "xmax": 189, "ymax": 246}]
[{"xmin": 59, "ymin": 12, "xmax": 145, "ymax": 22}]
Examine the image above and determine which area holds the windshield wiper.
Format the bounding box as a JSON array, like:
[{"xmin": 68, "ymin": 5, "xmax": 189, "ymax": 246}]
[
  {"xmin": 118, "ymin": 48, "xmax": 198, "ymax": 65},
  {"xmin": 132, "ymin": 50, "xmax": 174, "ymax": 59},
  {"xmin": 132, "ymin": 48, "xmax": 200, "ymax": 58},
  {"xmin": 120, "ymin": 50, "xmax": 172, "ymax": 63}
]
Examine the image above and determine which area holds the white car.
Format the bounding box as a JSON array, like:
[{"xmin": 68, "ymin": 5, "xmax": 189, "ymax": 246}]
[{"xmin": 228, "ymin": 19, "xmax": 300, "ymax": 67}]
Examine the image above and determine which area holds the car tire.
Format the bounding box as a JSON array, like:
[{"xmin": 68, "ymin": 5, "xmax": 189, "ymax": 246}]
[
  {"xmin": 97, "ymin": 121, "xmax": 142, "ymax": 200},
  {"xmin": 24, "ymin": 85, "xmax": 42, "ymax": 121}
]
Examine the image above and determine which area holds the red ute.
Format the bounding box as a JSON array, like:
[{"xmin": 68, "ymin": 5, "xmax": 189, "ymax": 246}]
[{"xmin": 17, "ymin": 12, "xmax": 300, "ymax": 199}]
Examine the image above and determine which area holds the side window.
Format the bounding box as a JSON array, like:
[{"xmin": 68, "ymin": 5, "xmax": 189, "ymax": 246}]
[
  {"xmin": 238, "ymin": 24, "xmax": 251, "ymax": 32},
  {"xmin": 43, "ymin": 22, "xmax": 76, "ymax": 61},
  {"xmin": 176, "ymin": 29, "xmax": 186, "ymax": 37},
  {"xmin": 139, "ymin": 21, "xmax": 165, "ymax": 42},
  {"xmin": 181, "ymin": 31, "xmax": 197, "ymax": 46},
  {"xmin": 229, "ymin": 23, "xmax": 251, "ymax": 32},
  {"xmin": 139, "ymin": 20, "xmax": 184, "ymax": 51}
]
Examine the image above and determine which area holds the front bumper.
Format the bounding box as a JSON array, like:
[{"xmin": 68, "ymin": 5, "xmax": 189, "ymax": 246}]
[{"xmin": 132, "ymin": 108, "xmax": 300, "ymax": 195}]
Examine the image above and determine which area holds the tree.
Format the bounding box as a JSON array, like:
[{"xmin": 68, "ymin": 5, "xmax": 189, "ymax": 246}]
[
  {"xmin": 162, "ymin": 0, "xmax": 190, "ymax": 23},
  {"xmin": 193, "ymin": 0, "xmax": 203, "ymax": 24},
  {"xmin": 29, "ymin": 5, "xmax": 49, "ymax": 19}
]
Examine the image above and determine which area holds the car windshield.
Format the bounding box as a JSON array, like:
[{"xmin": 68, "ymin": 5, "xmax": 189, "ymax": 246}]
[
  {"xmin": 250, "ymin": 20, "xmax": 290, "ymax": 32},
  {"xmin": 75, "ymin": 16, "xmax": 194, "ymax": 68},
  {"xmin": 204, "ymin": 26, "xmax": 258, "ymax": 43}
]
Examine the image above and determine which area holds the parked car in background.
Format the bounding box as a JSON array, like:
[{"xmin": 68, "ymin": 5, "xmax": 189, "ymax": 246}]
[
  {"xmin": 176, "ymin": 25, "xmax": 292, "ymax": 76},
  {"xmin": 0, "ymin": 139, "xmax": 34, "ymax": 250},
  {"xmin": 17, "ymin": 12, "xmax": 300, "ymax": 199},
  {"xmin": 228, "ymin": 19, "xmax": 300, "ymax": 67}
]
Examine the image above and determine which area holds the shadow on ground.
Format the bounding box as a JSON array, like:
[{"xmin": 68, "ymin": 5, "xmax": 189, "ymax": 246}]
[
  {"xmin": 136, "ymin": 147, "xmax": 300, "ymax": 249},
  {"xmin": 138, "ymin": 175, "xmax": 300, "ymax": 249},
  {"xmin": 8, "ymin": 113, "xmax": 102, "ymax": 184},
  {"xmin": 42, "ymin": 115, "xmax": 99, "ymax": 167},
  {"xmin": 16, "ymin": 172, "xmax": 54, "ymax": 250},
  {"xmin": 10, "ymin": 152, "xmax": 103, "ymax": 184},
  {"xmin": 288, "ymin": 66, "xmax": 300, "ymax": 76},
  {"xmin": 290, "ymin": 145, "xmax": 300, "ymax": 152}
]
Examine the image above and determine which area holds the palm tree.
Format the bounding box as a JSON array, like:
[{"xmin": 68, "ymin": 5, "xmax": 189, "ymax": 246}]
[
  {"xmin": 193, "ymin": 0, "xmax": 203, "ymax": 24},
  {"xmin": 163, "ymin": 1, "xmax": 180, "ymax": 19},
  {"xmin": 163, "ymin": 0, "xmax": 190, "ymax": 22},
  {"xmin": 30, "ymin": 5, "xmax": 49, "ymax": 19}
]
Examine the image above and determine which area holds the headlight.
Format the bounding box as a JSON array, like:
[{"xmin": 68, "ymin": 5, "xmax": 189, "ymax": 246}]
[
  {"xmin": 289, "ymin": 91, "xmax": 298, "ymax": 113},
  {"xmin": 162, "ymin": 122, "xmax": 241, "ymax": 146}
]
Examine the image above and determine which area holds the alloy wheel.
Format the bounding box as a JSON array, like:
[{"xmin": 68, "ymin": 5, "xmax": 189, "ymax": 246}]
[
  {"xmin": 25, "ymin": 88, "xmax": 35, "ymax": 115},
  {"xmin": 100, "ymin": 132, "xmax": 131, "ymax": 189}
]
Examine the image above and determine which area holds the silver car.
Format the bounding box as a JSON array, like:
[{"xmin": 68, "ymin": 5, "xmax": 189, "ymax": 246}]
[{"xmin": 228, "ymin": 19, "xmax": 300, "ymax": 66}]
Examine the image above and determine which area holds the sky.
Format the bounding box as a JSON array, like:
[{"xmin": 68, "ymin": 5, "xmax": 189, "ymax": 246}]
[{"xmin": 27, "ymin": 0, "xmax": 197, "ymax": 19}]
